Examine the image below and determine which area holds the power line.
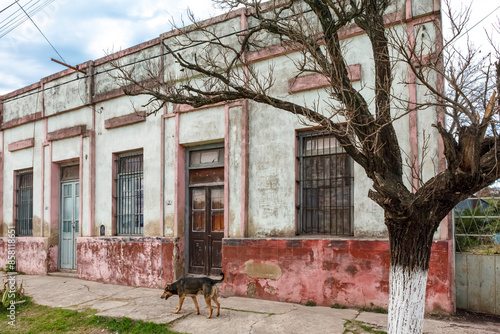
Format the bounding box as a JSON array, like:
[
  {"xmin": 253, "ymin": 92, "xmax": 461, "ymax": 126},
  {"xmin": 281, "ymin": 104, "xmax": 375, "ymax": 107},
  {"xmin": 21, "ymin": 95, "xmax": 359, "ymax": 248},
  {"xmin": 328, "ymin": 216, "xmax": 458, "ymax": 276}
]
[
  {"xmin": 0, "ymin": 1, "xmax": 17, "ymax": 14},
  {"xmin": 14, "ymin": 0, "xmax": 65, "ymax": 62},
  {"xmin": 0, "ymin": 0, "xmax": 55, "ymax": 39},
  {"xmin": 455, "ymin": 4, "xmax": 500, "ymax": 42}
]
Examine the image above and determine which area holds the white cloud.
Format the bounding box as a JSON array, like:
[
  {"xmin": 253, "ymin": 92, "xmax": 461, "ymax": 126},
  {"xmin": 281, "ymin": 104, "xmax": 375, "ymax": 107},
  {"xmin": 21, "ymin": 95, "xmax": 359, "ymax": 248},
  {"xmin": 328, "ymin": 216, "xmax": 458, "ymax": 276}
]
[{"xmin": 1, "ymin": 0, "xmax": 497, "ymax": 95}]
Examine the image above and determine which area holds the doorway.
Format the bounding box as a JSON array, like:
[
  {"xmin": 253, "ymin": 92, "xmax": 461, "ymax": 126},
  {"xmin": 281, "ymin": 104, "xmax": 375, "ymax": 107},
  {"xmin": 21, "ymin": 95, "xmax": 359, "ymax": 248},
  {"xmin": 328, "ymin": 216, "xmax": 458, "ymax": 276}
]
[
  {"xmin": 187, "ymin": 147, "xmax": 225, "ymax": 275},
  {"xmin": 59, "ymin": 165, "xmax": 79, "ymax": 270}
]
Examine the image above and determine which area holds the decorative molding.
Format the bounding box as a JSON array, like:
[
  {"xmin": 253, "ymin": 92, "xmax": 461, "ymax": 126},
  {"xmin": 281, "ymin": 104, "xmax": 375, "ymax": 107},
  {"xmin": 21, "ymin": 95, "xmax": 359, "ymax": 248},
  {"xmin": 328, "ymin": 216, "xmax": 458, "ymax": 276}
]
[
  {"xmin": 1, "ymin": 112, "xmax": 42, "ymax": 130},
  {"xmin": 104, "ymin": 111, "xmax": 147, "ymax": 129},
  {"xmin": 1, "ymin": 82, "xmax": 41, "ymax": 100},
  {"xmin": 47, "ymin": 125, "xmax": 86, "ymax": 141},
  {"xmin": 288, "ymin": 64, "xmax": 361, "ymax": 94},
  {"xmin": 8, "ymin": 138, "xmax": 35, "ymax": 152}
]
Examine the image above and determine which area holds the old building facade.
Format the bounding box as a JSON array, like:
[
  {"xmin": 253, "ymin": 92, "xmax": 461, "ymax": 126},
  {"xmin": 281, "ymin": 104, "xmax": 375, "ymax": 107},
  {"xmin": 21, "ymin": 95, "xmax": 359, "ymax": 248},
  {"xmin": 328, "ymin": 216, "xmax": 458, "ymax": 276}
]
[{"xmin": 0, "ymin": 0, "xmax": 454, "ymax": 312}]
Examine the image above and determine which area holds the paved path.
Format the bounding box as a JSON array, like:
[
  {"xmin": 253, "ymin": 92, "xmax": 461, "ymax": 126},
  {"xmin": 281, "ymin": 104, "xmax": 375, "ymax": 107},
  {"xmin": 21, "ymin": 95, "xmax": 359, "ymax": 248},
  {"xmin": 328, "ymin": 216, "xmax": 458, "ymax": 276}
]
[{"xmin": 2, "ymin": 272, "xmax": 499, "ymax": 333}]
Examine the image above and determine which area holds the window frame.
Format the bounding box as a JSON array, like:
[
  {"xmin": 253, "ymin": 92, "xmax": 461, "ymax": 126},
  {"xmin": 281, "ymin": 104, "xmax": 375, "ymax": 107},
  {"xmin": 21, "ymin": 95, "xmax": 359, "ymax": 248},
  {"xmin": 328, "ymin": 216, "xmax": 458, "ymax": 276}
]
[
  {"xmin": 115, "ymin": 151, "xmax": 144, "ymax": 236},
  {"xmin": 297, "ymin": 130, "xmax": 354, "ymax": 236}
]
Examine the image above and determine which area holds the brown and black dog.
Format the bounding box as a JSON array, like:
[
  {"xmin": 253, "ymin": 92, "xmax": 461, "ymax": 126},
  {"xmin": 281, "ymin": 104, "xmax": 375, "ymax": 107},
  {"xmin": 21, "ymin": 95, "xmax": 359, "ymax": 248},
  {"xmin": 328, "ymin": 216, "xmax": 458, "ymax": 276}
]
[{"xmin": 161, "ymin": 273, "xmax": 224, "ymax": 319}]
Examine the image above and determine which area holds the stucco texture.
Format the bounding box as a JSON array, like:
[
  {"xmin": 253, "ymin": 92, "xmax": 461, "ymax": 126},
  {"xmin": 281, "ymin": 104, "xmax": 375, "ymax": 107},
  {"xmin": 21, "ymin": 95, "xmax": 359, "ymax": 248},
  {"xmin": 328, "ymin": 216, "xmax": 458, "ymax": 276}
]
[
  {"xmin": 77, "ymin": 237, "xmax": 180, "ymax": 288},
  {"xmin": 222, "ymin": 239, "xmax": 453, "ymax": 313}
]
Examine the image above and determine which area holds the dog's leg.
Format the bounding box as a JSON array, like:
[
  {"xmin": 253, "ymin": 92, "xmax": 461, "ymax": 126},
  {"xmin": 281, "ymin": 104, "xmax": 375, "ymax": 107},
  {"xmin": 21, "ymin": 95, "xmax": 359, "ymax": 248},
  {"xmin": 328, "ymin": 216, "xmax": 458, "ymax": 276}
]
[
  {"xmin": 212, "ymin": 294, "xmax": 221, "ymax": 317},
  {"xmin": 204, "ymin": 297, "xmax": 213, "ymax": 319},
  {"xmin": 191, "ymin": 296, "xmax": 200, "ymax": 315},
  {"xmin": 173, "ymin": 296, "xmax": 185, "ymax": 314}
]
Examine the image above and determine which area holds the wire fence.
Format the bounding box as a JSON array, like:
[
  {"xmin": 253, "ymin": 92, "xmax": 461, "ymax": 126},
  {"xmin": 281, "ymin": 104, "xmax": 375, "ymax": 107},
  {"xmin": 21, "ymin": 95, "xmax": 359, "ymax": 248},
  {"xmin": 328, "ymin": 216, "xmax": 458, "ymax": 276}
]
[{"xmin": 454, "ymin": 197, "xmax": 500, "ymax": 253}]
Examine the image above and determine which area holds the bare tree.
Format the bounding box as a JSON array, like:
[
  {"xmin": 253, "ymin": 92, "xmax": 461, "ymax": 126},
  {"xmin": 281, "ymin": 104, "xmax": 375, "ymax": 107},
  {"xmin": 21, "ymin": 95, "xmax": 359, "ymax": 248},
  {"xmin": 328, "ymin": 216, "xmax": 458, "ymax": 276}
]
[{"xmin": 110, "ymin": 1, "xmax": 499, "ymax": 333}]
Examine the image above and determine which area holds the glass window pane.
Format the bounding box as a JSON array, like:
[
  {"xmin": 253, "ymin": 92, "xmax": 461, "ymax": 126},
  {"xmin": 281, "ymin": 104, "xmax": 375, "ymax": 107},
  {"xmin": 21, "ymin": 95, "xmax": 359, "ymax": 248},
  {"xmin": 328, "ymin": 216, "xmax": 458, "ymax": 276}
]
[
  {"xmin": 63, "ymin": 184, "xmax": 71, "ymax": 197},
  {"xmin": 192, "ymin": 189, "xmax": 205, "ymax": 210},
  {"xmin": 200, "ymin": 151, "xmax": 219, "ymax": 164},
  {"xmin": 193, "ymin": 213, "xmax": 205, "ymax": 231},
  {"xmin": 212, "ymin": 213, "xmax": 223, "ymax": 232},
  {"xmin": 63, "ymin": 197, "xmax": 73, "ymax": 220},
  {"xmin": 211, "ymin": 188, "xmax": 224, "ymax": 210}
]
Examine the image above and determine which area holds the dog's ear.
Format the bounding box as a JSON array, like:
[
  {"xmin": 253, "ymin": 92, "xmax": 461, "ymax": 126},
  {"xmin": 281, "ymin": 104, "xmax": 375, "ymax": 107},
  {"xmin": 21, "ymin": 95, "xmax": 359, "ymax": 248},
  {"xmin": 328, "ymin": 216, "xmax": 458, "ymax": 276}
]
[{"xmin": 166, "ymin": 284, "xmax": 172, "ymax": 291}]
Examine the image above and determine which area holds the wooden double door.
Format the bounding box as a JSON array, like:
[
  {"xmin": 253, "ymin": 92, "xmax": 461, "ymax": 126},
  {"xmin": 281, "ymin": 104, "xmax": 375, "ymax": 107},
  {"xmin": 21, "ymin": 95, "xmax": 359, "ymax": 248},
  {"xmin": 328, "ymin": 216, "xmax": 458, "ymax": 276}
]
[{"xmin": 188, "ymin": 185, "xmax": 224, "ymax": 275}]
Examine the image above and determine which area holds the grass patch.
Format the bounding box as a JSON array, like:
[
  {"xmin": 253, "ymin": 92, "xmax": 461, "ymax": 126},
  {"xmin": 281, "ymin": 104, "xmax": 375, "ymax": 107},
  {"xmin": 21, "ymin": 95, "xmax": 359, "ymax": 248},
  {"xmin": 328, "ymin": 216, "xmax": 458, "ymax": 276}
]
[
  {"xmin": 358, "ymin": 303, "xmax": 388, "ymax": 314},
  {"xmin": 331, "ymin": 303, "xmax": 348, "ymax": 309},
  {"xmin": 0, "ymin": 297, "xmax": 184, "ymax": 334},
  {"xmin": 343, "ymin": 319, "xmax": 387, "ymax": 334},
  {"xmin": 305, "ymin": 301, "xmax": 316, "ymax": 307}
]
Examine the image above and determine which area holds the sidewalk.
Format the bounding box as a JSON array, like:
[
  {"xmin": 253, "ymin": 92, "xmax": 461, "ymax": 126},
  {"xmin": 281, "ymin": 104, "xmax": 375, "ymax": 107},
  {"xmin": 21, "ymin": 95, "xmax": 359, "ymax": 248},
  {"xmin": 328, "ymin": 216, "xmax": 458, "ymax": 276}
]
[{"xmin": 2, "ymin": 272, "xmax": 498, "ymax": 334}]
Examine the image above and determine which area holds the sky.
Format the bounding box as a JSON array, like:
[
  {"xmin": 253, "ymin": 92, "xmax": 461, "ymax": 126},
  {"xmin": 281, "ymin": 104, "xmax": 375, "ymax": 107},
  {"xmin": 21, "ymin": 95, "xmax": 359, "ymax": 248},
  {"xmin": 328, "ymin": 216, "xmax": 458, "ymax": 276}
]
[
  {"xmin": 0, "ymin": 0, "xmax": 224, "ymax": 94},
  {"xmin": 0, "ymin": 0, "xmax": 498, "ymax": 95}
]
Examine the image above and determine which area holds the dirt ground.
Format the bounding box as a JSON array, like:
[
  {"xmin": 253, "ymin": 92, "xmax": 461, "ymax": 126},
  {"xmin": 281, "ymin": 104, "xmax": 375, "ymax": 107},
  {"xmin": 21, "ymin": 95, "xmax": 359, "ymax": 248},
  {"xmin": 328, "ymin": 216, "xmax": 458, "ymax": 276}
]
[{"xmin": 431, "ymin": 308, "xmax": 500, "ymax": 325}]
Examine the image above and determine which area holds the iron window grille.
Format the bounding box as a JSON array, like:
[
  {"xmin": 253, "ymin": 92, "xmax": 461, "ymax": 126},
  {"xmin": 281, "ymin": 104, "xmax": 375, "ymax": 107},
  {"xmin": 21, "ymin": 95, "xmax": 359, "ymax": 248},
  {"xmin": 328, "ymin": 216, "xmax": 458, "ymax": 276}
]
[
  {"xmin": 116, "ymin": 153, "xmax": 143, "ymax": 235},
  {"xmin": 297, "ymin": 131, "xmax": 353, "ymax": 235},
  {"xmin": 16, "ymin": 171, "xmax": 33, "ymax": 236}
]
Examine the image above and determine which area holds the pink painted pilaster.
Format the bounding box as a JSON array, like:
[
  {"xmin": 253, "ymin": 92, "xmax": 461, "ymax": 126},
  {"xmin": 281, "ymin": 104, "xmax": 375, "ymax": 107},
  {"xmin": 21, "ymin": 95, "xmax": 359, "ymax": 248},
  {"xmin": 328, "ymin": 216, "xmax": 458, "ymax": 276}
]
[
  {"xmin": 111, "ymin": 153, "xmax": 118, "ymax": 236},
  {"xmin": 79, "ymin": 135, "xmax": 84, "ymax": 237},
  {"xmin": 49, "ymin": 148, "xmax": 60, "ymax": 236},
  {"xmin": 406, "ymin": 0, "xmax": 412, "ymax": 21},
  {"xmin": 0, "ymin": 150, "xmax": 3, "ymax": 236},
  {"xmin": 0, "ymin": 130, "xmax": 3, "ymax": 236},
  {"xmin": 406, "ymin": 1, "xmax": 419, "ymax": 193},
  {"xmin": 160, "ymin": 104, "xmax": 166, "ymax": 236},
  {"xmin": 0, "ymin": 97, "xmax": 3, "ymax": 123},
  {"xmin": 40, "ymin": 80, "xmax": 46, "ymax": 236},
  {"xmin": 89, "ymin": 63, "xmax": 96, "ymax": 237},
  {"xmin": 295, "ymin": 133, "xmax": 299, "ymax": 233},
  {"xmin": 224, "ymin": 104, "xmax": 230, "ymax": 238},
  {"xmin": 240, "ymin": 100, "xmax": 249, "ymax": 238},
  {"xmin": 174, "ymin": 113, "xmax": 185, "ymax": 238}
]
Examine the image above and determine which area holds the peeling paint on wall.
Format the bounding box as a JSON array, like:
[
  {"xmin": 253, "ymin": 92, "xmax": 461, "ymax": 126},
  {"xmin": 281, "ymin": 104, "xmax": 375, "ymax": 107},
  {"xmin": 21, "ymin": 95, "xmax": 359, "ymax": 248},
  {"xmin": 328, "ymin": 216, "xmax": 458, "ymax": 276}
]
[
  {"xmin": 77, "ymin": 237, "xmax": 177, "ymax": 289},
  {"xmin": 222, "ymin": 238, "xmax": 453, "ymax": 313},
  {"xmin": 0, "ymin": 237, "xmax": 49, "ymax": 275},
  {"xmin": 244, "ymin": 260, "xmax": 282, "ymax": 280}
]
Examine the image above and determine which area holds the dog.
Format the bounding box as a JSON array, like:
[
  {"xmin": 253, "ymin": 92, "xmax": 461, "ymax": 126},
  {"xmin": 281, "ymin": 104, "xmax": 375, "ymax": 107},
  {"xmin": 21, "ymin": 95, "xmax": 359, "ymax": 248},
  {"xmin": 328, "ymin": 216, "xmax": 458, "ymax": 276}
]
[{"xmin": 161, "ymin": 273, "xmax": 224, "ymax": 319}]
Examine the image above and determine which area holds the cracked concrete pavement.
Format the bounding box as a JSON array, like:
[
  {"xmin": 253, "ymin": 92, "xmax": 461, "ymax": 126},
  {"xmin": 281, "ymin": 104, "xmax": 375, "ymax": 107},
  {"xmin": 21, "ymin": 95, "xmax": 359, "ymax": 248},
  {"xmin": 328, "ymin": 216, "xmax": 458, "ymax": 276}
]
[{"xmin": 2, "ymin": 273, "xmax": 499, "ymax": 333}]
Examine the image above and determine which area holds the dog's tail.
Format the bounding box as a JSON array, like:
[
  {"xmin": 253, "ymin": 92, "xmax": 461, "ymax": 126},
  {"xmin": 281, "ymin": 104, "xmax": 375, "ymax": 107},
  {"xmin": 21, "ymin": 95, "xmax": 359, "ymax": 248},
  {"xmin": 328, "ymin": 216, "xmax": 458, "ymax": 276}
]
[{"xmin": 214, "ymin": 272, "xmax": 225, "ymax": 283}]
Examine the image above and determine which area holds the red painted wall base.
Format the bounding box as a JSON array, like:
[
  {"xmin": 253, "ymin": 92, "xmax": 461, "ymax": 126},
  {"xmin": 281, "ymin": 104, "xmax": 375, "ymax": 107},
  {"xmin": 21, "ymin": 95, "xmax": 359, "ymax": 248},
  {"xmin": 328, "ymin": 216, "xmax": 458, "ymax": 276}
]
[
  {"xmin": 76, "ymin": 237, "xmax": 182, "ymax": 288},
  {"xmin": 0, "ymin": 237, "xmax": 50, "ymax": 275},
  {"xmin": 221, "ymin": 239, "xmax": 454, "ymax": 313}
]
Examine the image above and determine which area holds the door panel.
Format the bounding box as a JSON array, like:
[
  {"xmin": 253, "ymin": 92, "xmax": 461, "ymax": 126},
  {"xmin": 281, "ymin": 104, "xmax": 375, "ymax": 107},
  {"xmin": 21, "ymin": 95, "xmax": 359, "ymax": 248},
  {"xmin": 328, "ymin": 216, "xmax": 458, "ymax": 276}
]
[
  {"xmin": 188, "ymin": 184, "xmax": 224, "ymax": 275},
  {"xmin": 60, "ymin": 181, "xmax": 79, "ymax": 270}
]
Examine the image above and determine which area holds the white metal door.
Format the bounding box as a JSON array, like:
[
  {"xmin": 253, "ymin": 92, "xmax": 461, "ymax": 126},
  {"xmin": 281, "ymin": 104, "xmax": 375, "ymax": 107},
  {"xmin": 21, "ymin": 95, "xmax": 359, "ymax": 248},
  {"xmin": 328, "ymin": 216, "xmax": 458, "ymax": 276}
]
[{"xmin": 60, "ymin": 182, "xmax": 79, "ymax": 269}]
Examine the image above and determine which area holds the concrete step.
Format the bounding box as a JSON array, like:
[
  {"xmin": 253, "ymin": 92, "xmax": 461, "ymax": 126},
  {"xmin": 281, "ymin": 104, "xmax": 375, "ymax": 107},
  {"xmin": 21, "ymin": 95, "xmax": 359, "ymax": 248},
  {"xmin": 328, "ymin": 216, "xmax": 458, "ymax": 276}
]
[{"xmin": 48, "ymin": 270, "xmax": 78, "ymax": 278}]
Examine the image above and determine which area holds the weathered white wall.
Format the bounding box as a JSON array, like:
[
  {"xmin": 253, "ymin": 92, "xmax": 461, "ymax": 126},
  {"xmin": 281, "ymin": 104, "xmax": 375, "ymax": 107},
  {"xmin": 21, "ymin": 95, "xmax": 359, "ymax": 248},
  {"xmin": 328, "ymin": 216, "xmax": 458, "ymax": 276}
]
[
  {"xmin": 247, "ymin": 102, "xmax": 298, "ymax": 237},
  {"xmin": 2, "ymin": 121, "xmax": 44, "ymax": 235},
  {"xmin": 179, "ymin": 107, "xmax": 225, "ymax": 145},
  {"xmin": 228, "ymin": 105, "xmax": 243, "ymax": 238},
  {"xmin": 0, "ymin": 0, "xmax": 442, "ymax": 243},
  {"xmin": 2, "ymin": 90, "xmax": 42, "ymax": 122},
  {"xmin": 163, "ymin": 116, "xmax": 176, "ymax": 237},
  {"xmin": 93, "ymin": 94, "xmax": 162, "ymax": 237},
  {"xmin": 44, "ymin": 74, "xmax": 89, "ymax": 116}
]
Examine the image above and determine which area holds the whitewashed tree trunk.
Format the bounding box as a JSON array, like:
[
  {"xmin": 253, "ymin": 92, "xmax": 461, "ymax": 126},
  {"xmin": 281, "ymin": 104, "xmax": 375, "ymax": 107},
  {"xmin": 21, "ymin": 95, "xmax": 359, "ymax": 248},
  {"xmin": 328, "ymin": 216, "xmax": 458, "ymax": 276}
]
[{"xmin": 387, "ymin": 265, "xmax": 428, "ymax": 334}]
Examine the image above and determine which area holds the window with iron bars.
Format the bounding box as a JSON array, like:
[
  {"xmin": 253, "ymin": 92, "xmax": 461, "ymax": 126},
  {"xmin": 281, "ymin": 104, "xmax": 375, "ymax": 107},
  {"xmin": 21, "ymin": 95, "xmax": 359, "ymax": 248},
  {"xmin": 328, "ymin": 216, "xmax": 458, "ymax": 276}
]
[
  {"xmin": 116, "ymin": 153, "xmax": 143, "ymax": 235},
  {"xmin": 297, "ymin": 131, "xmax": 353, "ymax": 235},
  {"xmin": 16, "ymin": 170, "xmax": 33, "ymax": 236}
]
